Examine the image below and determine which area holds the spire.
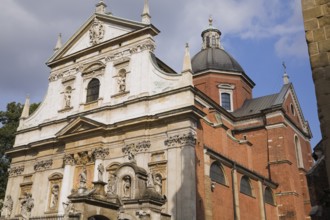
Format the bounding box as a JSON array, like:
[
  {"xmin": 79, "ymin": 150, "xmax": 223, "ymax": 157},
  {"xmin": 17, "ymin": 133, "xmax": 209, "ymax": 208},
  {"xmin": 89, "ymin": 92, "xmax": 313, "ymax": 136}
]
[
  {"xmin": 53, "ymin": 33, "xmax": 62, "ymax": 52},
  {"xmin": 282, "ymin": 62, "xmax": 290, "ymax": 84},
  {"xmin": 141, "ymin": 0, "xmax": 151, "ymax": 24},
  {"xmin": 182, "ymin": 43, "xmax": 192, "ymax": 72},
  {"xmin": 95, "ymin": 0, "xmax": 107, "ymax": 14},
  {"xmin": 209, "ymin": 15, "xmax": 213, "ymax": 27},
  {"xmin": 21, "ymin": 95, "xmax": 30, "ymax": 119}
]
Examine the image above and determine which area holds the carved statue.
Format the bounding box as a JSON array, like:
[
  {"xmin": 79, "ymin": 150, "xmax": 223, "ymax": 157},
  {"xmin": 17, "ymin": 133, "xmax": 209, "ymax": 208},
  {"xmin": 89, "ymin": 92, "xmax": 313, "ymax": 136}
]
[
  {"xmin": 128, "ymin": 151, "xmax": 136, "ymax": 163},
  {"xmin": 107, "ymin": 174, "xmax": 117, "ymax": 196},
  {"xmin": 50, "ymin": 184, "xmax": 59, "ymax": 209},
  {"xmin": 64, "ymin": 89, "xmax": 72, "ymax": 108},
  {"xmin": 89, "ymin": 18, "xmax": 105, "ymax": 45},
  {"xmin": 97, "ymin": 163, "xmax": 104, "ymax": 182},
  {"xmin": 1, "ymin": 195, "xmax": 13, "ymax": 218},
  {"xmin": 63, "ymin": 200, "xmax": 75, "ymax": 220},
  {"xmin": 147, "ymin": 171, "xmax": 154, "ymax": 187},
  {"xmin": 154, "ymin": 175, "xmax": 162, "ymax": 194},
  {"xmin": 123, "ymin": 176, "xmax": 131, "ymax": 198},
  {"xmin": 79, "ymin": 166, "xmax": 87, "ymax": 188},
  {"xmin": 20, "ymin": 193, "xmax": 34, "ymax": 220},
  {"xmin": 117, "ymin": 70, "xmax": 126, "ymax": 92}
]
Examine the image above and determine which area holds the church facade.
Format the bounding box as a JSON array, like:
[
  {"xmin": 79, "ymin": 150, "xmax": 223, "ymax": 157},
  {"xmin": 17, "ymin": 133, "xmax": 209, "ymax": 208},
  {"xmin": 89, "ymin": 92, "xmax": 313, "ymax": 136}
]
[{"xmin": 2, "ymin": 1, "xmax": 313, "ymax": 220}]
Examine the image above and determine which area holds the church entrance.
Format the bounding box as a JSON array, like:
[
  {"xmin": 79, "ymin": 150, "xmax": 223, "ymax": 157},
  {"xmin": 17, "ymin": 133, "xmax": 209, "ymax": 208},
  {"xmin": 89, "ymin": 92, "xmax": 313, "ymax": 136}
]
[{"xmin": 88, "ymin": 215, "xmax": 110, "ymax": 220}]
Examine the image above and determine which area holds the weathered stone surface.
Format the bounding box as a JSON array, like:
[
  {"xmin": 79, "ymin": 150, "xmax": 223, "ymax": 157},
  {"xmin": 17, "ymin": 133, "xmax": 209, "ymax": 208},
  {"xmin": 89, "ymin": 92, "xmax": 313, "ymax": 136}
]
[
  {"xmin": 306, "ymin": 30, "xmax": 314, "ymax": 42},
  {"xmin": 303, "ymin": 6, "xmax": 324, "ymax": 20},
  {"xmin": 308, "ymin": 42, "xmax": 319, "ymax": 55},
  {"xmin": 302, "ymin": 0, "xmax": 316, "ymax": 10},
  {"xmin": 319, "ymin": 15, "xmax": 330, "ymax": 26},
  {"xmin": 313, "ymin": 28, "xmax": 326, "ymax": 41},
  {"xmin": 316, "ymin": 0, "xmax": 330, "ymax": 5},
  {"xmin": 318, "ymin": 39, "xmax": 330, "ymax": 52},
  {"xmin": 305, "ymin": 19, "xmax": 320, "ymax": 31},
  {"xmin": 311, "ymin": 53, "xmax": 330, "ymax": 68}
]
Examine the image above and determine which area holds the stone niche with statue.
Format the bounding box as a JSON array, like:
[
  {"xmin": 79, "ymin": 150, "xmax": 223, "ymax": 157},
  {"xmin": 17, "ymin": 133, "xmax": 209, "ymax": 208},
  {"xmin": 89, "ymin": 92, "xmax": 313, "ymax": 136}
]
[{"xmin": 67, "ymin": 161, "xmax": 169, "ymax": 220}]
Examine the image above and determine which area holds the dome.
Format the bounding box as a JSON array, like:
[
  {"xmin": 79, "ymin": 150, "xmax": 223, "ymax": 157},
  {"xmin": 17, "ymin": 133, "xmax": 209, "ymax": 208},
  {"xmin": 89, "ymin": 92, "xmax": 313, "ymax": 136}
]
[
  {"xmin": 191, "ymin": 17, "xmax": 245, "ymax": 74},
  {"xmin": 192, "ymin": 48, "xmax": 245, "ymax": 74}
]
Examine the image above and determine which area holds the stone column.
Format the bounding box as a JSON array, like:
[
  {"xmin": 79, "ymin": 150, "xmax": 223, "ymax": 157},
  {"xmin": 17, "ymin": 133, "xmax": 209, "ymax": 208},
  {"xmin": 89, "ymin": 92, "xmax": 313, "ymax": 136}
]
[
  {"xmin": 92, "ymin": 147, "xmax": 109, "ymax": 182},
  {"xmin": 258, "ymin": 181, "xmax": 266, "ymax": 220},
  {"xmin": 165, "ymin": 132, "xmax": 196, "ymax": 220},
  {"xmin": 59, "ymin": 154, "xmax": 75, "ymax": 214}
]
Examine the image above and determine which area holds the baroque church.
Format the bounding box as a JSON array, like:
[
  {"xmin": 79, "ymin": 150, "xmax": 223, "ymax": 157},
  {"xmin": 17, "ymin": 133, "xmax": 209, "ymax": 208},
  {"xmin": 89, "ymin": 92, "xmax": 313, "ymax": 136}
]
[{"xmin": 1, "ymin": 1, "xmax": 313, "ymax": 220}]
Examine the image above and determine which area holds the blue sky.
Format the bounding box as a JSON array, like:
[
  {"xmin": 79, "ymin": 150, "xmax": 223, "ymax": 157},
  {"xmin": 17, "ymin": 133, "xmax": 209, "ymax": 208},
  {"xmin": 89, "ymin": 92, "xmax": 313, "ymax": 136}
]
[{"xmin": 0, "ymin": 0, "xmax": 321, "ymax": 147}]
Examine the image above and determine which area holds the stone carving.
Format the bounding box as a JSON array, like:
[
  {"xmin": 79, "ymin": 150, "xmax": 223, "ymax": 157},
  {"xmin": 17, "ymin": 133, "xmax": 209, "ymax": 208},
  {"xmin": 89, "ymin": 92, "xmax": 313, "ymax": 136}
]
[
  {"xmin": 92, "ymin": 147, "xmax": 109, "ymax": 160},
  {"xmin": 63, "ymin": 154, "xmax": 75, "ymax": 166},
  {"xmin": 79, "ymin": 166, "xmax": 87, "ymax": 189},
  {"xmin": 97, "ymin": 163, "xmax": 104, "ymax": 182},
  {"xmin": 107, "ymin": 174, "xmax": 117, "ymax": 196},
  {"xmin": 122, "ymin": 176, "xmax": 131, "ymax": 198},
  {"xmin": 136, "ymin": 210, "xmax": 150, "ymax": 218},
  {"xmin": 63, "ymin": 200, "xmax": 76, "ymax": 220},
  {"xmin": 8, "ymin": 165, "xmax": 24, "ymax": 177},
  {"xmin": 64, "ymin": 87, "xmax": 72, "ymax": 108},
  {"xmin": 34, "ymin": 159, "xmax": 53, "ymax": 171},
  {"xmin": 89, "ymin": 18, "xmax": 105, "ymax": 45},
  {"xmin": 117, "ymin": 69, "xmax": 126, "ymax": 92},
  {"xmin": 147, "ymin": 171, "xmax": 154, "ymax": 188},
  {"xmin": 1, "ymin": 195, "xmax": 13, "ymax": 218},
  {"xmin": 75, "ymin": 151, "xmax": 93, "ymax": 165},
  {"xmin": 154, "ymin": 174, "xmax": 162, "ymax": 194},
  {"xmin": 136, "ymin": 141, "xmax": 151, "ymax": 152},
  {"xmin": 122, "ymin": 141, "xmax": 151, "ymax": 161},
  {"xmin": 49, "ymin": 184, "xmax": 60, "ymax": 209},
  {"xmin": 105, "ymin": 42, "xmax": 155, "ymax": 62},
  {"xmin": 20, "ymin": 193, "xmax": 34, "ymax": 220},
  {"xmin": 164, "ymin": 132, "xmax": 196, "ymax": 147}
]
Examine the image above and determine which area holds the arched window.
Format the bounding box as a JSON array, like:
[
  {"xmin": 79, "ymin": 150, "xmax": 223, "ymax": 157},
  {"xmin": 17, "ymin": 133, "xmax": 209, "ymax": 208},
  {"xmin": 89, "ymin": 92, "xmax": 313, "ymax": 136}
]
[
  {"xmin": 210, "ymin": 162, "xmax": 226, "ymax": 185},
  {"xmin": 295, "ymin": 135, "xmax": 304, "ymax": 168},
  {"xmin": 221, "ymin": 92, "xmax": 231, "ymax": 111},
  {"xmin": 264, "ymin": 187, "xmax": 275, "ymax": 205},
  {"xmin": 86, "ymin": 78, "xmax": 100, "ymax": 103},
  {"xmin": 240, "ymin": 176, "xmax": 252, "ymax": 196}
]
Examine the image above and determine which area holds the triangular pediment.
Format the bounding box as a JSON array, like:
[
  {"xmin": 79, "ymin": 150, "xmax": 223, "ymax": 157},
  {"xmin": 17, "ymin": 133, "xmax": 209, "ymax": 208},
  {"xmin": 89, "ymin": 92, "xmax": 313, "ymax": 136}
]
[
  {"xmin": 47, "ymin": 13, "xmax": 156, "ymax": 66},
  {"xmin": 56, "ymin": 116, "xmax": 106, "ymax": 138}
]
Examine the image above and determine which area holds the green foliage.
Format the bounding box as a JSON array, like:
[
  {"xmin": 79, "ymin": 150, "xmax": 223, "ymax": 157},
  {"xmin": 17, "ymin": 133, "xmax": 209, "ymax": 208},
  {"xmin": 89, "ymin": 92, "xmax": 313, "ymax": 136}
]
[{"xmin": 0, "ymin": 102, "xmax": 40, "ymax": 200}]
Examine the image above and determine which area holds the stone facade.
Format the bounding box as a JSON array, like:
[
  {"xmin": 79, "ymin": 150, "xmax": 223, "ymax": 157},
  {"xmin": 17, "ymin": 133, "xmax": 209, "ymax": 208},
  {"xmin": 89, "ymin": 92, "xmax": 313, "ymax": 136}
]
[
  {"xmin": 1, "ymin": 2, "xmax": 313, "ymax": 220},
  {"xmin": 301, "ymin": 0, "xmax": 330, "ymax": 218}
]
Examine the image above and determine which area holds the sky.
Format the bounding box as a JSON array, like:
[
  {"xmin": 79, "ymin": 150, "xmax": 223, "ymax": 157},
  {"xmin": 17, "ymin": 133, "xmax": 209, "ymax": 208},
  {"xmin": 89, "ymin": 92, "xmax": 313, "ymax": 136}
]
[{"xmin": 0, "ymin": 0, "xmax": 321, "ymax": 147}]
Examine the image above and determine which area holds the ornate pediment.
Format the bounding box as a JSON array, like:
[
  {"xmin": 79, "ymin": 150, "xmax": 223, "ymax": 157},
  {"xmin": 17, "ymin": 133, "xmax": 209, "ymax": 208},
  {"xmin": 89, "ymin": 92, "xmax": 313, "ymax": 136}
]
[
  {"xmin": 56, "ymin": 117, "xmax": 106, "ymax": 138},
  {"xmin": 47, "ymin": 13, "xmax": 154, "ymax": 67}
]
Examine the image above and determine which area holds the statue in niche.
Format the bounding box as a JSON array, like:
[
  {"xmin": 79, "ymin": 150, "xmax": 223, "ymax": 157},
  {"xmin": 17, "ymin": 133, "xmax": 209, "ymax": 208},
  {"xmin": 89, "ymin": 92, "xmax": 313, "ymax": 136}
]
[
  {"xmin": 64, "ymin": 87, "xmax": 72, "ymax": 108},
  {"xmin": 97, "ymin": 163, "xmax": 104, "ymax": 182},
  {"xmin": 79, "ymin": 166, "xmax": 87, "ymax": 188},
  {"xmin": 154, "ymin": 174, "xmax": 162, "ymax": 194},
  {"xmin": 49, "ymin": 184, "xmax": 60, "ymax": 209},
  {"xmin": 117, "ymin": 70, "xmax": 126, "ymax": 93},
  {"xmin": 20, "ymin": 193, "xmax": 34, "ymax": 220},
  {"xmin": 107, "ymin": 173, "xmax": 117, "ymax": 196},
  {"xmin": 122, "ymin": 176, "xmax": 131, "ymax": 198},
  {"xmin": 147, "ymin": 171, "xmax": 154, "ymax": 188},
  {"xmin": 1, "ymin": 195, "xmax": 13, "ymax": 218}
]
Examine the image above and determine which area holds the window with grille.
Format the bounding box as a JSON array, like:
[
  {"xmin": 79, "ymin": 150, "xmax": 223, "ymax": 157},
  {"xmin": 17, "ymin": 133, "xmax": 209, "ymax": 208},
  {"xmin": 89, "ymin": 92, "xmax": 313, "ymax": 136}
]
[
  {"xmin": 240, "ymin": 176, "xmax": 252, "ymax": 196},
  {"xmin": 210, "ymin": 163, "xmax": 226, "ymax": 185},
  {"xmin": 86, "ymin": 78, "xmax": 100, "ymax": 103},
  {"xmin": 221, "ymin": 92, "xmax": 231, "ymax": 111},
  {"xmin": 264, "ymin": 187, "xmax": 275, "ymax": 205}
]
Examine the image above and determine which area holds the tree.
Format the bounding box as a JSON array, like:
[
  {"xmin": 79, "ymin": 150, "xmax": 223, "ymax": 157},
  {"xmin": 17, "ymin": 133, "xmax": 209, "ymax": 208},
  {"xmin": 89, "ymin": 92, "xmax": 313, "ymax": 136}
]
[{"xmin": 0, "ymin": 102, "xmax": 39, "ymax": 201}]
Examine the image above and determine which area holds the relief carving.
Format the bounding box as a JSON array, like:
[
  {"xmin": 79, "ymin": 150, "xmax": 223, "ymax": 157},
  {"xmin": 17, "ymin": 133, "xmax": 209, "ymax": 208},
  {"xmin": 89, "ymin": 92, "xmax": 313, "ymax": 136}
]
[
  {"xmin": 2, "ymin": 195, "xmax": 13, "ymax": 219},
  {"xmin": 34, "ymin": 159, "xmax": 53, "ymax": 171},
  {"xmin": 107, "ymin": 173, "xmax": 117, "ymax": 196},
  {"xmin": 8, "ymin": 165, "xmax": 24, "ymax": 177},
  {"xmin": 92, "ymin": 147, "xmax": 109, "ymax": 160},
  {"xmin": 63, "ymin": 154, "xmax": 75, "ymax": 166},
  {"xmin": 89, "ymin": 18, "xmax": 105, "ymax": 45},
  {"xmin": 122, "ymin": 176, "xmax": 131, "ymax": 198},
  {"xmin": 20, "ymin": 193, "xmax": 34, "ymax": 220},
  {"xmin": 75, "ymin": 151, "xmax": 93, "ymax": 165},
  {"xmin": 164, "ymin": 132, "xmax": 196, "ymax": 147}
]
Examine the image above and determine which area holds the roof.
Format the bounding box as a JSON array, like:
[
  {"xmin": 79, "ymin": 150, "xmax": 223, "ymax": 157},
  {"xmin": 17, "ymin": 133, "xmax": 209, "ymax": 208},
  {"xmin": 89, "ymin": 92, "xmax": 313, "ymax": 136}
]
[
  {"xmin": 191, "ymin": 48, "xmax": 245, "ymax": 74},
  {"xmin": 233, "ymin": 83, "xmax": 291, "ymax": 117}
]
